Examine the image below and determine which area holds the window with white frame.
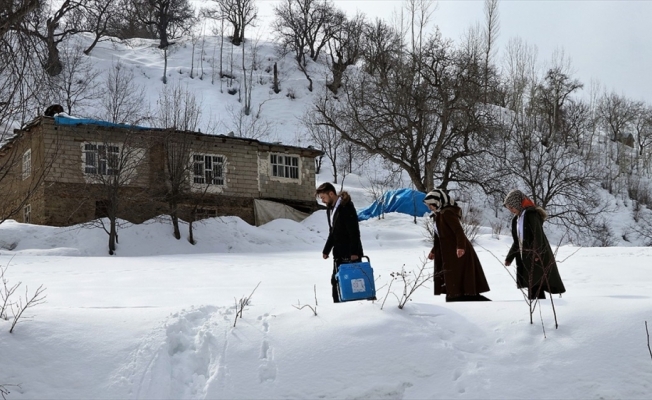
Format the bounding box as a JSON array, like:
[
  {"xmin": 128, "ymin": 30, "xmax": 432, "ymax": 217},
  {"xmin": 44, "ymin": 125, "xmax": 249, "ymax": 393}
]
[
  {"xmin": 24, "ymin": 204, "xmax": 31, "ymax": 223},
  {"xmin": 22, "ymin": 149, "xmax": 31, "ymax": 180},
  {"xmin": 193, "ymin": 154, "xmax": 224, "ymax": 185},
  {"xmin": 82, "ymin": 143, "xmax": 119, "ymax": 175},
  {"xmin": 271, "ymin": 154, "xmax": 299, "ymax": 179}
]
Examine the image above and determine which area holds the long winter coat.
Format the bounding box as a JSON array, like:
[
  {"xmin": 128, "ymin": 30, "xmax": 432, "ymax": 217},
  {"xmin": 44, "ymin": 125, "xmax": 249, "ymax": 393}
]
[
  {"xmin": 506, "ymin": 207, "xmax": 566, "ymax": 294},
  {"xmin": 430, "ymin": 205, "xmax": 490, "ymax": 298},
  {"xmin": 322, "ymin": 191, "xmax": 363, "ymax": 260}
]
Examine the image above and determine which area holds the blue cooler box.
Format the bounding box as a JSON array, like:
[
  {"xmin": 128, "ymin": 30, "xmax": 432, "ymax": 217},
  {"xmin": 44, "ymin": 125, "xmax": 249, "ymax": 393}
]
[{"xmin": 336, "ymin": 257, "xmax": 376, "ymax": 302}]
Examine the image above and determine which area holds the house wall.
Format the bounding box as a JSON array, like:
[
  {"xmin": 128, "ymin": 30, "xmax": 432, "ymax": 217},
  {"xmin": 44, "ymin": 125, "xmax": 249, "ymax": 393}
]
[
  {"xmin": 0, "ymin": 128, "xmax": 46, "ymax": 224},
  {"xmin": 257, "ymin": 146, "xmax": 318, "ymax": 208},
  {"xmin": 40, "ymin": 118, "xmax": 151, "ymax": 187},
  {"xmin": 185, "ymin": 134, "xmax": 260, "ymax": 198},
  {"xmin": 2, "ymin": 118, "xmax": 321, "ymax": 227}
]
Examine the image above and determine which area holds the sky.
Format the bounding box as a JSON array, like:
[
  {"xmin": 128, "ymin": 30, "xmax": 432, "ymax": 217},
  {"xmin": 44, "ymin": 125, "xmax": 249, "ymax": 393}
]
[
  {"xmin": 1, "ymin": 175, "xmax": 651, "ymax": 399},
  {"xmin": 253, "ymin": 0, "xmax": 652, "ymax": 103}
]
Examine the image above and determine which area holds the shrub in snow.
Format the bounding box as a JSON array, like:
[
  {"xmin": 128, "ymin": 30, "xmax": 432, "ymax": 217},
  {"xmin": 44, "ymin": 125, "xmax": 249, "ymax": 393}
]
[
  {"xmin": 233, "ymin": 281, "xmax": 261, "ymax": 327},
  {"xmin": 380, "ymin": 258, "xmax": 435, "ymax": 310},
  {"xmin": 292, "ymin": 284, "xmax": 318, "ymax": 316},
  {"xmin": 1, "ymin": 262, "xmax": 47, "ymax": 333}
]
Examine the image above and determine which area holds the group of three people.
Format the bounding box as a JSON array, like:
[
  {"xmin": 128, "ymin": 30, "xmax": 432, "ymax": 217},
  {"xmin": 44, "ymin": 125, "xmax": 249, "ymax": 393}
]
[{"xmin": 316, "ymin": 183, "xmax": 566, "ymax": 303}]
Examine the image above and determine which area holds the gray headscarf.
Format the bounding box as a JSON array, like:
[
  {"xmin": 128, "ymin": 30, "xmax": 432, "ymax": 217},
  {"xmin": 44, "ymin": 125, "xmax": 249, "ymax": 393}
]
[
  {"xmin": 503, "ymin": 189, "xmax": 529, "ymax": 212},
  {"xmin": 504, "ymin": 189, "xmax": 548, "ymax": 220}
]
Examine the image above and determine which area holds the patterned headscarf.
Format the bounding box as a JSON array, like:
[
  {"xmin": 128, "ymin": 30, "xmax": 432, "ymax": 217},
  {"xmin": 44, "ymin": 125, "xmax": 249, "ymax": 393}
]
[
  {"xmin": 503, "ymin": 189, "xmax": 535, "ymax": 212},
  {"xmin": 424, "ymin": 189, "xmax": 455, "ymax": 211}
]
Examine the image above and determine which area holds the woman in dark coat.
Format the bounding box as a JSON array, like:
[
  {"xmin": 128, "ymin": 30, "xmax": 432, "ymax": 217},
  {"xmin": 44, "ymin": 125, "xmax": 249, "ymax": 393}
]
[
  {"xmin": 503, "ymin": 189, "xmax": 566, "ymax": 300},
  {"xmin": 424, "ymin": 189, "xmax": 491, "ymax": 302}
]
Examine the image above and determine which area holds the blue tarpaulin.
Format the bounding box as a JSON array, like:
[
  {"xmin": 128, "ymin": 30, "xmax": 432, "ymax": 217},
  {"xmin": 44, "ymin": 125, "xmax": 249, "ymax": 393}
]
[
  {"xmin": 357, "ymin": 188, "xmax": 430, "ymax": 221},
  {"xmin": 54, "ymin": 116, "xmax": 149, "ymax": 130}
]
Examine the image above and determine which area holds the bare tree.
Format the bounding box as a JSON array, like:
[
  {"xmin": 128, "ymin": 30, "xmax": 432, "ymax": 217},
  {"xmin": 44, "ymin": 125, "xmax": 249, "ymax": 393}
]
[
  {"xmin": 325, "ymin": 12, "xmax": 365, "ymax": 94},
  {"xmin": 223, "ymin": 102, "xmax": 272, "ymax": 140},
  {"xmin": 490, "ymin": 94, "xmax": 610, "ymax": 245},
  {"xmin": 534, "ymin": 51, "xmax": 584, "ymax": 147},
  {"xmin": 15, "ymin": 0, "xmax": 89, "ymax": 76},
  {"xmin": 208, "ymin": 0, "xmax": 257, "ymax": 46},
  {"xmin": 302, "ymin": 103, "xmax": 343, "ymax": 182},
  {"xmin": 362, "ymin": 164, "xmax": 403, "ymax": 220},
  {"xmin": 0, "ymin": 0, "xmax": 40, "ymax": 39},
  {"xmin": 502, "ymin": 36, "xmax": 539, "ymax": 113},
  {"xmin": 1, "ymin": 28, "xmax": 48, "ymax": 135},
  {"xmin": 107, "ymin": 0, "xmax": 156, "ymax": 40},
  {"xmin": 189, "ymin": 28, "xmax": 199, "ymax": 78},
  {"xmin": 273, "ymin": 0, "xmax": 340, "ymax": 63},
  {"xmin": 81, "ymin": 131, "xmax": 150, "ymax": 254},
  {"xmin": 95, "ymin": 61, "xmax": 149, "ymax": 125},
  {"xmin": 598, "ymin": 91, "xmax": 637, "ymax": 144},
  {"xmin": 631, "ymin": 103, "xmax": 652, "ymax": 172},
  {"xmin": 272, "ymin": 0, "xmax": 341, "ymax": 91},
  {"xmin": 0, "ymin": 4, "xmax": 60, "ymax": 225},
  {"xmin": 482, "ymin": 0, "xmax": 500, "ymax": 102},
  {"xmin": 242, "ymin": 31, "xmax": 262, "ymax": 115},
  {"xmin": 154, "ymin": 82, "xmax": 202, "ymax": 132},
  {"xmin": 161, "ymin": 129, "xmax": 192, "ymax": 239},
  {"xmin": 131, "ymin": 0, "xmax": 195, "ymax": 49},
  {"xmin": 49, "ymin": 41, "xmax": 101, "ymax": 115},
  {"xmin": 314, "ymin": 25, "xmax": 490, "ymax": 192},
  {"xmin": 360, "ymin": 18, "xmax": 402, "ymax": 82},
  {"xmin": 80, "ymin": 0, "xmax": 120, "ymax": 55}
]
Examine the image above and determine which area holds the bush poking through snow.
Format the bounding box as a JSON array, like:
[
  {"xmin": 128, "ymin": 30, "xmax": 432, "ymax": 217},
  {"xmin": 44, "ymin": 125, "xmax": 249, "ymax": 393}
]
[
  {"xmin": 0, "ymin": 383, "xmax": 20, "ymax": 400},
  {"xmin": 1, "ymin": 261, "xmax": 47, "ymax": 333},
  {"xmin": 8, "ymin": 284, "xmax": 46, "ymax": 334},
  {"xmin": 478, "ymin": 242, "xmax": 581, "ymax": 338},
  {"xmin": 646, "ymin": 321, "xmax": 652, "ymax": 363},
  {"xmin": 380, "ymin": 258, "xmax": 436, "ymax": 310},
  {"xmin": 233, "ymin": 281, "xmax": 261, "ymax": 327},
  {"xmin": 292, "ymin": 284, "xmax": 318, "ymax": 316}
]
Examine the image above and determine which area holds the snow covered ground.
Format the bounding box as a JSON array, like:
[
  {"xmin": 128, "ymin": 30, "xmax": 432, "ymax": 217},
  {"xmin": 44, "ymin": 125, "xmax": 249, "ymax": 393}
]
[{"xmin": 1, "ymin": 185, "xmax": 651, "ymax": 399}]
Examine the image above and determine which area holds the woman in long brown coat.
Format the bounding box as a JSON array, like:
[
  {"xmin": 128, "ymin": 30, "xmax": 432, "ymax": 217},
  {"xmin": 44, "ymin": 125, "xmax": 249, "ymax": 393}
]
[{"xmin": 424, "ymin": 189, "xmax": 491, "ymax": 302}]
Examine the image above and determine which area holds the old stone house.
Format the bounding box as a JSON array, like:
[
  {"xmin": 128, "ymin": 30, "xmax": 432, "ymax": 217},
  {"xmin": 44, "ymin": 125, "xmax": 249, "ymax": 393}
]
[{"xmin": 0, "ymin": 116, "xmax": 323, "ymax": 226}]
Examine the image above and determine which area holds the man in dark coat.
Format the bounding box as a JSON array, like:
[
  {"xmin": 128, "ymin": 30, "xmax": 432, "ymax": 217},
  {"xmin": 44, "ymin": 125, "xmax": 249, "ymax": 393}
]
[
  {"xmin": 424, "ymin": 189, "xmax": 491, "ymax": 302},
  {"xmin": 317, "ymin": 182, "xmax": 364, "ymax": 303},
  {"xmin": 503, "ymin": 189, "xmax": 566, "ymax": 300}
]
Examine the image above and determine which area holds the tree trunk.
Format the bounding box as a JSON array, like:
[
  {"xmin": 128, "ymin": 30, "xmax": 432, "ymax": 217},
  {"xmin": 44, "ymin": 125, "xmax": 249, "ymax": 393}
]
[
  {"xmin": 84, "ymin": 34, "xmax": 101, "ymax": 55},
  {"xmin": 170, "ymin": 199, "xmax": 181, "ymax": 240},
  {"xmin": 188, "ymin": 219, "xmax": 195, "ymax": 244},
  {"xmin": 163, "ymin": 48, "xmax": 168, "ymax": 84},
  {"xmin": 327, "ymin": 62, "xmax": 346, "ymax": 94},
  {"xmin": 109, "ymin": 217, "xmax": 117, "ymax": 255},
  {"xmin": 45, "ymin": 36, "xmax": 62, "ymax": 76},
  {"xmin": 158, "ymin": 19, "xmax": 169, "ymax": 49},
  {"xmin": 171, "ymin": 214, "xmax": 181, "ymax": 239},
  {"xmin": 232, "ymin": 23, "xmax": 242, "ymax": 46},
  {"xmin": 272, "ymin": 62, "xmax": 280, "ymax": 93}
]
